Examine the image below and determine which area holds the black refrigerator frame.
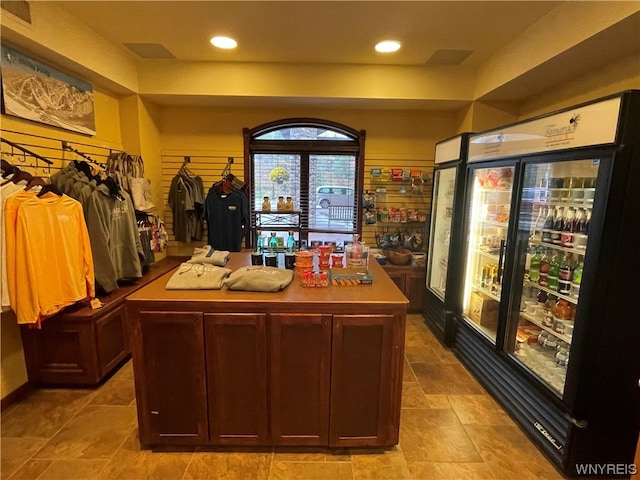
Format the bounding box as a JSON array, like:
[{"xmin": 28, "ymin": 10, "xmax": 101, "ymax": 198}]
[
  {"xmin": 422, "ymin": 133, "xmax": 471, "ymax": 346},
  {"xmin": 451, "ymin": 90, "xmax": 640, "ymax": 478}
]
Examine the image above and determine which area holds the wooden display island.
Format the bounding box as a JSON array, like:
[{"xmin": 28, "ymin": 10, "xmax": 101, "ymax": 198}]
[{"xmin": 125, "ymin": 252, "xmax": 408, "ymax": 449}]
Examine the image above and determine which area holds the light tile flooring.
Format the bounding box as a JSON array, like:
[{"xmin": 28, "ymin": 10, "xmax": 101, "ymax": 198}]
[{"xmin": 1, "ymin": 314, "xmax": 567, "ymax": 480}]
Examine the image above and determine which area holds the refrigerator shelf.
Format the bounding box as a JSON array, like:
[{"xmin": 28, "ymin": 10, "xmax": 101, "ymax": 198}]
[
  {"xmin": 520, "ymin": 311, "xmax": 573, "ymax": 344},
  {"xmin": 476, "ymin": 219, "xmax": 509, "ymax": 228},
  {"xmin": 529, "ymin": 239, "xmax": 587, "ymax": 256},
  {"xmin": 475, "ymin": 248, "xmax": 500, "ymax": 261},
  {"xmin": 472, "ymin": 284, "xmax": 501, "ymax": 302},
  {"xmin": 513, "ymin": 343, "xmax": 566, "ymax": 395},
  {"xmin": 524, "ymin": 280, "xmax": 578, "ymax": 305}
]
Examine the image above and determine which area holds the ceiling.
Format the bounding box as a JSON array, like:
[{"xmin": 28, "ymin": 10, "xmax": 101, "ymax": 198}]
[{"xmin": 17, "ymin": 1, "xmax": 638, "ymax": 110}]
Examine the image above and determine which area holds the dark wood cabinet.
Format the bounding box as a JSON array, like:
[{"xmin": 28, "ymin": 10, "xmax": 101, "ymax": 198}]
[
  {"xmin": 134, "ymin": 311, "xmax": 208, "ymax": 447},
  {"xmin": 20, "ymin": 258, "xmax": 181, "ymax": 386},
  {"xmin": 205, "ymin": 313, "xmax": 269, "ymax": 445},
  {"xmin": 383, "ymin": 265, "xmax": 426, "ymax": 312},
  {"xmin": 126, "ymin": 252, "xmax": 407, "ymax": 449},
  {"xmin": 270, "ymin": 313, "xmax": 331, "ymax": 446},
  {"xmin": 330, "ymin": 314, "xmax": 397, "ymax": 447}
]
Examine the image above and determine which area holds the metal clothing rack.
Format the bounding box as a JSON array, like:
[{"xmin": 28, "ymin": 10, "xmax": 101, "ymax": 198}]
[{"xmin": 0, "ymin": 137, "xmax": 53, "ymax": 165}]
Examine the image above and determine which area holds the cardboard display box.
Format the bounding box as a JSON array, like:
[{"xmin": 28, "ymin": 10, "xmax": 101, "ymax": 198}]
[{"xmin": 468, "ymin": 291, "xmax": 499, "ymax": 327}]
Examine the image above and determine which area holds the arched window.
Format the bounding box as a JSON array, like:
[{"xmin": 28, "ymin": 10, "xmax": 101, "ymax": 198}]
[{"xmin": 243, "ymin": 118, "xmax": 366, "ymax": 249}]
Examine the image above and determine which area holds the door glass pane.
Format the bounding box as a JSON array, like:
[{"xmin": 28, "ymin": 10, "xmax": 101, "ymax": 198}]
[
  {"xmin": 253, "ymin": 153, "xmax": 301, "ymax": 211},
  {"xmin": 309, "ymin": 154, "xmax": 356, "ymax": 232},
  {"xmin": 426, "ymin": 167, "xmax": 456, "ymax": 300},
  {"xmin": 508, "ymin": 159, "xmax": 599, "ymax": 396},
  {"xmin": 462, "ymin": 166, "xmax": 515, "ymax": 343}
]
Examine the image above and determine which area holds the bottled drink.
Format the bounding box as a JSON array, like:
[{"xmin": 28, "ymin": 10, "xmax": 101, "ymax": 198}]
[
  {"xmin": 548, "ymin": 251, "xmax": 563, "ymax": 291},
  {"xmin": 268, "ymin": 231, "xmax": 279, "ymax": 251},
  {"xmin": 551, "ymin": 207, "xmax": 564, "ymax": 245},
  {"xmin": 583, "ymin": 208, "xmax": 591, "ymax": 234},
  {"xmin": 561, "ymin": 207, "xmax": 575, "ymax": 248},
  {"xmin": 575, "ymin": 208, "xmax": 586, "ymax": 233},
  {"xmin": 542, "ymin": 208, "xmax": 554, "ymax": 243},
  {"xmin": 558, "ymin": 253, "xmax": 575, "ymax": 295},
  {"xmin": 255, "ymin": 230, "xmax": 264, "ymax": 253},
  {"xmin": 537, "ymin": 289, "xmax": 548, "ymax": 305},
  {"xmin": 529, "ymin": 248, "xmax": 542, "ymax": 283},
  {"xmin": 571, "ymin": 261, "xmax": 583, "ymax": 298},
  {"xmin": 538, "ymin": 249, "xmax": 551, "ymax": 287},
  {"xmin": 286, "ymin": 231, "xmax": 296, "ymax": 252},
  {"xmin": 532, "ymin": 206, "xmax": 546, "ymax": 241}
]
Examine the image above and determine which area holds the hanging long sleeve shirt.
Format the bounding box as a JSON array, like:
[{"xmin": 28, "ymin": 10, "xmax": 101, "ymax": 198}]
[
  {"xmin": 13, "ymin": 194, "xmax": 95, "ymax": 325},
  {"xmin": 1, "ymin": 183, "xmax": 26, "ymax": 309},
  {"xmin": 86, "ymin": 184, "xmax": 143, "ymax": 293}
]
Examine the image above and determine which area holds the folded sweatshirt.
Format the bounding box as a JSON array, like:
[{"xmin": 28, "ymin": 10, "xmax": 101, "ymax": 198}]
[{"xmin": 186, "ymin": 246, "xmax": 229, "ymax": 266}]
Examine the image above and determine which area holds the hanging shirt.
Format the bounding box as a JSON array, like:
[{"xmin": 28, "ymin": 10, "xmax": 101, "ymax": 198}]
[
  {"xmin": 13, "ymin": 194, "xmax": 95, "ymax": 325},
  {"xmin": 86, "ymin": 184, "xmax": 143, "ymax": 293},
  {"xmin": 203, "ymin": 188, "xmax": 248, "ymax": 252},
  {"xmin": 1, "ymin": 183, "xmax": 26, "ymax": 309}
]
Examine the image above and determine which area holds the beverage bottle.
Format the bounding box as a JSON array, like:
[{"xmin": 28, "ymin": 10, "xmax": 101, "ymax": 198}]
[
  {"xmin": 255, "ymin": 230, "xmax": 264, "ymax": 253},
  {"xmin": 548, "ymin": 251, "xmax": 563, "ymax": 291},
  {"xmin": 543, "ymin": 294, "xmax": 556, "ymax": 327},
  {"xmin": 542, "ymin": 208, "xmax": 554, "ymax": 243},
  {"xmin": 286, "ymin": 231, "xmax": 296, "ymax": 252},
  {"xmin": 575, "ymin": 208, "xmax": 586, "ymax": 233},
  {"xmin": 571, "ymin": 261, "xmax": 583, "ymax": 298},
  {"xmin": 558, "ymin": 253, "xmax": 575, "ymax": 295},
  {"xmin": 268, "ymin": 231, "xmax": 279, "ymax": 251},
  {"xmin": 538, "ymin": 249, "xmax": 551, "ymax": 287},
  {"xmin": 529, "ymin": 247, "xmax": 542, "ymax": 283},
  {"xmin": 561, "ymin": 207, "xmax": 575, "ymax": 248},
  {"xmin": 537, "ymin": 289, "xmax": 548, "ymax": 305},
  {"xmin": 551, "ymin": 207, "xmax": 564, "ymax": 245},
  {"xmin": 583, "ymin": 208, "xmax": 591, "ymax": 234},
  {"xmin": 532, "ymin": 206, "xmax": 545, "ymax": 241}
]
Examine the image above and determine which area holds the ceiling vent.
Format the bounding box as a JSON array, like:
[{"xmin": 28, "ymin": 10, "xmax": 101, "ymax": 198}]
[
  {"xmin": 123, "ymin": 43, "xmax": 175, "ymax": 59},
  {"xmin": 1, "ymin": 1, "xmax": 31, "ymax": 24},
  {"xmin": 426, "ymin": 49, "xmax": 473, "ymax": 66}
]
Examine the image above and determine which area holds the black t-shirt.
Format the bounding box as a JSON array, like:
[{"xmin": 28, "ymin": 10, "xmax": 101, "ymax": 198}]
[{"xmin": 203, "ymin": 189, "xmax": 248, "ymax": 251}]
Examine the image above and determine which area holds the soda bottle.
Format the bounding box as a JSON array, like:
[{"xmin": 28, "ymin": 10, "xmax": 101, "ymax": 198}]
[
  {"xmin": 551, "ymin": 207, "xmax": 564, "ymax": 245},
  {"xmin": 542, "ymin": 208, "xmax": 554, "ymax": 243},
  {"xmin": 548, "ymin": 251, "xmax": 563, "ymax": 291},
  {"xmin": 561, "ymin": 207, "xmax": 575, "ymax": 248},
  {"xmin": 538, "ymin": 249, "xmax": 551, "ymax": 287},
  {"xmin": 558, "ymin": 253, "xmax": 575, "ymax": 295},
  {"xmin": 571, "ymin": 261, "xmax": 583, "ymax": 298},
  {"xmin": 529, "ymin": 248, "xmax": 542, "ymax": 283}
]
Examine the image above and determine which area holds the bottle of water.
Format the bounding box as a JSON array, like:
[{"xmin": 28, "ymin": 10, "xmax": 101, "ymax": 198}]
[
  {"xmin": 286, "ymin": 231, "xmax": 296, "ymax": 252},
  {"xmin": 256, "ymin": 230, "xmax": 263, "ymax": 253}
]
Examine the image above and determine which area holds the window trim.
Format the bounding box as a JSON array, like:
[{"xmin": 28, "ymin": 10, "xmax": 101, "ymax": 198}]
[{"xmin": 243, "ymin": 118, "xmax": 366, "ymax": 247}]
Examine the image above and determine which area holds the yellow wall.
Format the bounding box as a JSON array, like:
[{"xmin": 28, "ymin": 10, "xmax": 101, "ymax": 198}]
[{"xmin": 0, "ymin": 88, "xmax": 124, "ymax": 401}]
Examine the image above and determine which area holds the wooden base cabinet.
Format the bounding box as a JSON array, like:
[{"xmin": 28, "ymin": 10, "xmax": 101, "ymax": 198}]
[
  {"xmin": 383, "ymin": 265, "xmax": 426, "ymax": 313},
  {"xmin": 126, "ymin": 252, "xmax": 407, "ymax": 449},
  {"xmin": 134, "ymin": 311, "xmax": 208, "ymax": 447}
]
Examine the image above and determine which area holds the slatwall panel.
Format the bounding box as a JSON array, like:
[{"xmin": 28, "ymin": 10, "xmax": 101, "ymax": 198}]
[
  {"xmin": 361, "ymin": 157, "xmax": 435, "ymax": 252},
  {"xmin": 161, "ymin": 152, "xmax": 244, "ymax": 256}
]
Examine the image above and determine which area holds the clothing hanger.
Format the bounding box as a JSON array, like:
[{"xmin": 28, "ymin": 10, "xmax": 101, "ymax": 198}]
[
  {"xmin": 37, "ymin": 184, "xmax": 63, "ymax": 197},
  {"xmin": 1, "ymin": 167, "xmax": 32, "ymax": 186},
  {"xmin": 1, "ymin": 158, "xmax": 16, "ymax": 177}
]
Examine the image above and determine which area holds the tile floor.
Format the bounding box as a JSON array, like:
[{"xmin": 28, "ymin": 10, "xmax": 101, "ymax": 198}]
[{"xmin": 1, "ymin": 314, "xmax": 567, "ymax": 480}]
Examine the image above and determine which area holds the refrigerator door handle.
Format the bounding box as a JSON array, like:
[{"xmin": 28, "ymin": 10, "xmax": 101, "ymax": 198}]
[
  {"xmin": 568, "ymin": 417, "xmax": 588, "ymax": 429},
  {"xmin": 497, "ymin": 239, "xmax": 506, "ymax": 284}
]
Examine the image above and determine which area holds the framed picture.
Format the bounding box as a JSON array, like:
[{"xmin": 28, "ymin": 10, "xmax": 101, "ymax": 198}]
[{"xmin": 0, "ymin": 45, "xmax": 96, "ymax": 135}]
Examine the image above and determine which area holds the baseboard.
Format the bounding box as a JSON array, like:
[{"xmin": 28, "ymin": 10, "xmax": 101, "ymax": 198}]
[{"xmin": 1, "ymin": 381, "xmax": 33, "ymax": 412}]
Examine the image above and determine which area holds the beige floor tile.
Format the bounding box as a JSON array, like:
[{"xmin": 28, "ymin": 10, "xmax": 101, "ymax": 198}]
[
  {"xmin": 273, "ymin": 446, "xmax": 349, "ymax": 462},
  {"xmin": 448, "ymin": 395, "xmax": 515, "ymax": 426},
  {"xmin": 1, "ymin": 390, "xmax": 95, "ymax": 438},
  {"xmin": 26, "ymin": 459, "xmax": 108, "ymax": 480},
  {"xmin": 109, "ymin": 359, "xmax": 134, "ymax": 383},
  {"xmin": 423, "ymin": 395, "xmax": 451, "ymax": 409},
  {"xmin": 34, "ymin": 405, "xmax": 137, "ymax": 460},
  {"xmin": 88, "ymin": 380, "xmax": 136, "ymax": 406},
  {"xmin": 184, "ymin": 450, "xmax": 272, "ymax": 480},
  {"xmin": 3, "ymin": 459, "xmax": 52, "ymax": 480},
  {"xmin": 412, "ymin": 362, "xmax": 485, "ymax": 395},
  {"xmin": 399, "ymin": 409, "xmax": 483, "ymax": 463},
  {"xmin": 427, "ymin": 340, "xmax": 459, "ymax": 363},
  {"xmin": 404, "ymin": 345, "xmax": 439, "ymax": 363},
  {"xmin": 0, "ymin": 438, "xmax": 47, "ymax": 480},
  {"xmin": 269, "ymin": 461, "xmax": 353, "ymax": 480},
  {"xmin": 408, "ymin": 461, "xmax": 495, "ymax": 479},
  {"xmin": 402, "ymin": 358, "xmax": 417, "ymax": 382},
  {"xmin": 351, "ymin": 447, "xmax": 410, "ymax": 480},
  {"xmin": 404, "ymin": 322, "xmax": 432, "ymax": 347},
  {"xmin": 97, "ymin": 431, "xmax": 193, "ymax": 480},
  {"xmin": 400, "ymin": 383, "xmax": 429, "ymax": 409}
]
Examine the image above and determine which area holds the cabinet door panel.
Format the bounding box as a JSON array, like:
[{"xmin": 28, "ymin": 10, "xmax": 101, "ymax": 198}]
[
  {"xmin": 406, "ymin": 271, "xmax": 426, "ymax": 312},
  {"xmin": 271, "ymin": 313, "xmax": 331, "ymax": 446},
  {"xmin": 205, "ymin": 313, "xmax": 269, "ymax": 445},
  {"xmin": 330, "ymin": 314, "xmax": 395, "ymax": 447},
  {"xmin": 137, "ymin": 311, "xmax": 208, "ymax": 446}
]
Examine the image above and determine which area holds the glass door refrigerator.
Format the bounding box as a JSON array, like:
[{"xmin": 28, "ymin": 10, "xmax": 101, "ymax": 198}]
[
  {"xmin": 453, "ymin": 91, "xmax": 639, "ymax": 478},
  {"xmin": 423, "ymin": 133, "xmax": 471, "ymax": 346}
]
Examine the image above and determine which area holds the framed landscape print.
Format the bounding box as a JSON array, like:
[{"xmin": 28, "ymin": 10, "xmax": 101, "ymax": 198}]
[{"xmin": 0, "ymin": 45, "xmax": 96, "ymax": 135}]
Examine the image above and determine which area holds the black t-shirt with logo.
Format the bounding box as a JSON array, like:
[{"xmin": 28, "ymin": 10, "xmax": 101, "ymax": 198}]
[{"xmin": 203, "ymin": 189, "xmax": 248, "ymax": 251}]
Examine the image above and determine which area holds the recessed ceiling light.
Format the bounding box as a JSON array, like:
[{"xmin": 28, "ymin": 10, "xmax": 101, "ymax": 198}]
[
  {"xmin": 375, "ymin": 40, "xmax": 401, "ymax": 53},
  {"xmin": 210, "ymin": 36, "xmax": 237, "ymax": 49}
]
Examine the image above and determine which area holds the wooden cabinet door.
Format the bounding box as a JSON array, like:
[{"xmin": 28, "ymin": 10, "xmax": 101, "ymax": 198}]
[
  {"xmin": 136, "ymin": 311, "xmax": 208, "ymax": 447},
  {"xmin": 205, "ymin": 313, "xmax": 269, "ymax": 445},
  {"xmin": 405, "ymin": 270, "xmax": 426, "ymax": 312},
  {"xmin": 330, "ymin": 314, "xmax": 397, "ymax": 447},
  {"xmin": 270, "ymin": 313, "xmax": 331, "ymax": 446},
  {"xmin": 385, "ymin": 269, "xmax": 406, "ymax": 293}
]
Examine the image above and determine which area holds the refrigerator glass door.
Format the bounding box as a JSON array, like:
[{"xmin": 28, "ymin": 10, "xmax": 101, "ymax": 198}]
[
  {"xmin": 507, "ymin": 159, "xmax": 600, "ymax": 396},
  {"xmin": 426, "ymin": 166, "xmax": 457, "ymax": 300},
  {"xmin": 462, "ymin": 166, "xmax": 516, "ymax": 343}
]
